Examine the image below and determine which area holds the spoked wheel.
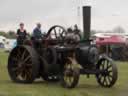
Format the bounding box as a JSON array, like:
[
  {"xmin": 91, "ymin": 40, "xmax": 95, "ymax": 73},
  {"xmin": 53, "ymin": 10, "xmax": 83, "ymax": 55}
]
[
  {"xmin": 46, "ymin": 25, "xmax": 67, "ymax": 40},
  {"xmin": 8, "ymin": 46, "xmax": 39, "ymax": 83},
  {"xmin": 61, "ymin": 57, "xmax": 80, "ymax": 88},
  {"xmin": 96, "ymin": 57, "xmax": 118, "ymax": 87}
]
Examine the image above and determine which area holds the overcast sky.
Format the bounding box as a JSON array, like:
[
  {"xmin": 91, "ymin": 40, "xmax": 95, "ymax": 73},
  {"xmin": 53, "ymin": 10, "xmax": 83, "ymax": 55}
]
[{"xmin": 0, "ymin": 0, "xmax": 128, "ymax": 32}]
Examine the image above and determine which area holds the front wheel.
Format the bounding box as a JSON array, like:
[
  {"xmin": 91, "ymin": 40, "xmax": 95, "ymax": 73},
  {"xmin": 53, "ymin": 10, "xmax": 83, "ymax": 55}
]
[
  {"xmin": 61, "ymin": 57, "xmax": 80, "ymax": 88},
  {"xmin": 96, "ymin": 56, "xmax": 118, "ymax": 87}
]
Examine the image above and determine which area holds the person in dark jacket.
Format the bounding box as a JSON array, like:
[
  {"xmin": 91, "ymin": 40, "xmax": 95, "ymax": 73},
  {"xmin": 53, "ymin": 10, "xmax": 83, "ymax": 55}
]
[
  {"xmin": 17, "ymin": 23, "xmax": 27, "ymax": 45},
  {"xmin": 32, "ymin": 23, "xmax": 43, "ymax": 48},
  {"xmin": 32, "ymin": 23, "xmax": 42, "ymax": 39}
]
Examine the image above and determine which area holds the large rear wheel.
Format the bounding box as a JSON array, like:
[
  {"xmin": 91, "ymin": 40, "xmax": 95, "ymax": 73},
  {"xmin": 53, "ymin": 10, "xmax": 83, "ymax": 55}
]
[{"xmin": 8, "ymin": 46, "xmax": 39, "ymax": 83}]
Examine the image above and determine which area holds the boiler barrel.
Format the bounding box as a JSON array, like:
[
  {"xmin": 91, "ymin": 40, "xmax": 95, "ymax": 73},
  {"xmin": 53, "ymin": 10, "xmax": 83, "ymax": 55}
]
[{"xmin": 76, "ymin": 46, "xmax": 98, "ymax": 67}]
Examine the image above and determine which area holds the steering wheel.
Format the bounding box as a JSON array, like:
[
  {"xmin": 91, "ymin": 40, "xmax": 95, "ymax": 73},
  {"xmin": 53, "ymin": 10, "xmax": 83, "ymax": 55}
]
[{"xmin": 46, "ymin": 25, "xmax": 67, "ymax": 40}]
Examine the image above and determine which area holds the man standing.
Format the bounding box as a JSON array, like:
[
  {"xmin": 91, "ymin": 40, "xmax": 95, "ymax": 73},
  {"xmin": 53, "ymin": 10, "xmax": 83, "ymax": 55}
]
[
  {"xmin": 32, "ymin": 23, "xmax": 43, "ymax": 48},
  {"xmin": 32, "ymin": 23, "xmax": 42, "ymax": 39}
]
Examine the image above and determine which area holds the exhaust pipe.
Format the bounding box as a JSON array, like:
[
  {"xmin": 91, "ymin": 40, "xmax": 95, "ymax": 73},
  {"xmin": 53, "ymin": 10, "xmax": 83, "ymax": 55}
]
[{"xmin": 83, "ymin": 6, "xmax": 91, "ymax": 40}]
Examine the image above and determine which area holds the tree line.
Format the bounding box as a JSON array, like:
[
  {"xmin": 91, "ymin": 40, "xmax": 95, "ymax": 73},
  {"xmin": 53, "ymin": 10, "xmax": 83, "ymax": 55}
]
[
  {"xmin": 0, "ymin": 31, "xmax": 31, "ymax": 39},
  {"xmin": 0, "ymin": 26, "xmax": 126, "ymax": 39},
  {"xmin": 0, "ymin": 31, "xmax": 16, "ymax": 39},
  {"xmin": 91, "ymin": 26, "xmax": 126, "ymax": 36}
]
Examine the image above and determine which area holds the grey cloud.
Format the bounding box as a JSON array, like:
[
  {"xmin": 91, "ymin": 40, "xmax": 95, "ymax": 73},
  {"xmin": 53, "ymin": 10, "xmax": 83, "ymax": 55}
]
[{"xmin": 0, "ymin": 0, "xmax": 128, "ymax": 32}]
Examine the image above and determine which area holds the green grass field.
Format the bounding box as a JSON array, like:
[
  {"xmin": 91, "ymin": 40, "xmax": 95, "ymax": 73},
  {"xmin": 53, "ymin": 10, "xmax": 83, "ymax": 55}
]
[{"xmin": 0, "ymin": 50, "xmax": 128, "ymax": 96}]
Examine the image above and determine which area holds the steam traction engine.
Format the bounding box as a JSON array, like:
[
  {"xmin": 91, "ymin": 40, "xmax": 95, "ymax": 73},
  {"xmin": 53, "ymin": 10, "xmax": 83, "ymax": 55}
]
[{"xmin": 7, "ymin": 6, "xmax": 118, "ymax": 88}]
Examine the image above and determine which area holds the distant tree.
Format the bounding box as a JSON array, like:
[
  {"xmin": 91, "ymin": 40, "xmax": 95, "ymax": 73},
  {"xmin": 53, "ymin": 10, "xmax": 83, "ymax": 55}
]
[
  {"xmin": 113, "ymin": 26, "xmax": 125, "ymax": 33},
  {"xmin": 0, "ymin": 31, "xmax": 7, "ymax": 37},
  {"xmin": 0, "ymin": 31, "xmax": 16, "ymax": 39},
  {"xmin": 105, "ymin": 30, "xmax": 113, "ymax": 33},
  {"xmin": 7, "ymin": 31, "xmax": 16, "ymax": 39},
  {"xmin": 91, "ymin": 30, "xmax": 97, "ymax": 36}
]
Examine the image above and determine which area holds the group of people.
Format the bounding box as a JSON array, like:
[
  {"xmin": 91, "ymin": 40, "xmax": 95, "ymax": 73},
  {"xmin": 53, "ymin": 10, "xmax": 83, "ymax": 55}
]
[
  {"xmin": 17, "ymin": 23, "xmax": 81, "ymax": 46},
  {"xmin": 17, "ymin": 22, "xmax": 43, "ymax": 45}
]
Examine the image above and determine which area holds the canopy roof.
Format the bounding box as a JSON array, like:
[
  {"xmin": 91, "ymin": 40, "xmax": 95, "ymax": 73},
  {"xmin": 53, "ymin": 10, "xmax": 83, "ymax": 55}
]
[{"xmin": 96, "ymin": 35, "xmax": 126, "ymax": 45}]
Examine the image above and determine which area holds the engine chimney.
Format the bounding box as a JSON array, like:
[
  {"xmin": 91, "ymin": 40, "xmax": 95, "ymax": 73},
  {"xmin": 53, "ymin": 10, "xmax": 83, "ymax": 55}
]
[{"xmin": 83, "ymin": 6, "xmax": 91, "ymax": 40}]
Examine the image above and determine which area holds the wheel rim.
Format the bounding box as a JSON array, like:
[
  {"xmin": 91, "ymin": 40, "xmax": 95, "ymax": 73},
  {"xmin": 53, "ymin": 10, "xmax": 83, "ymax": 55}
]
[
  {"xmin": 96, "ymin": 58, "xmax": 118, "ymax": 87},
  {"xmin": 8, "ymin": 46, "xmax": 36, "ymax": 82}
]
